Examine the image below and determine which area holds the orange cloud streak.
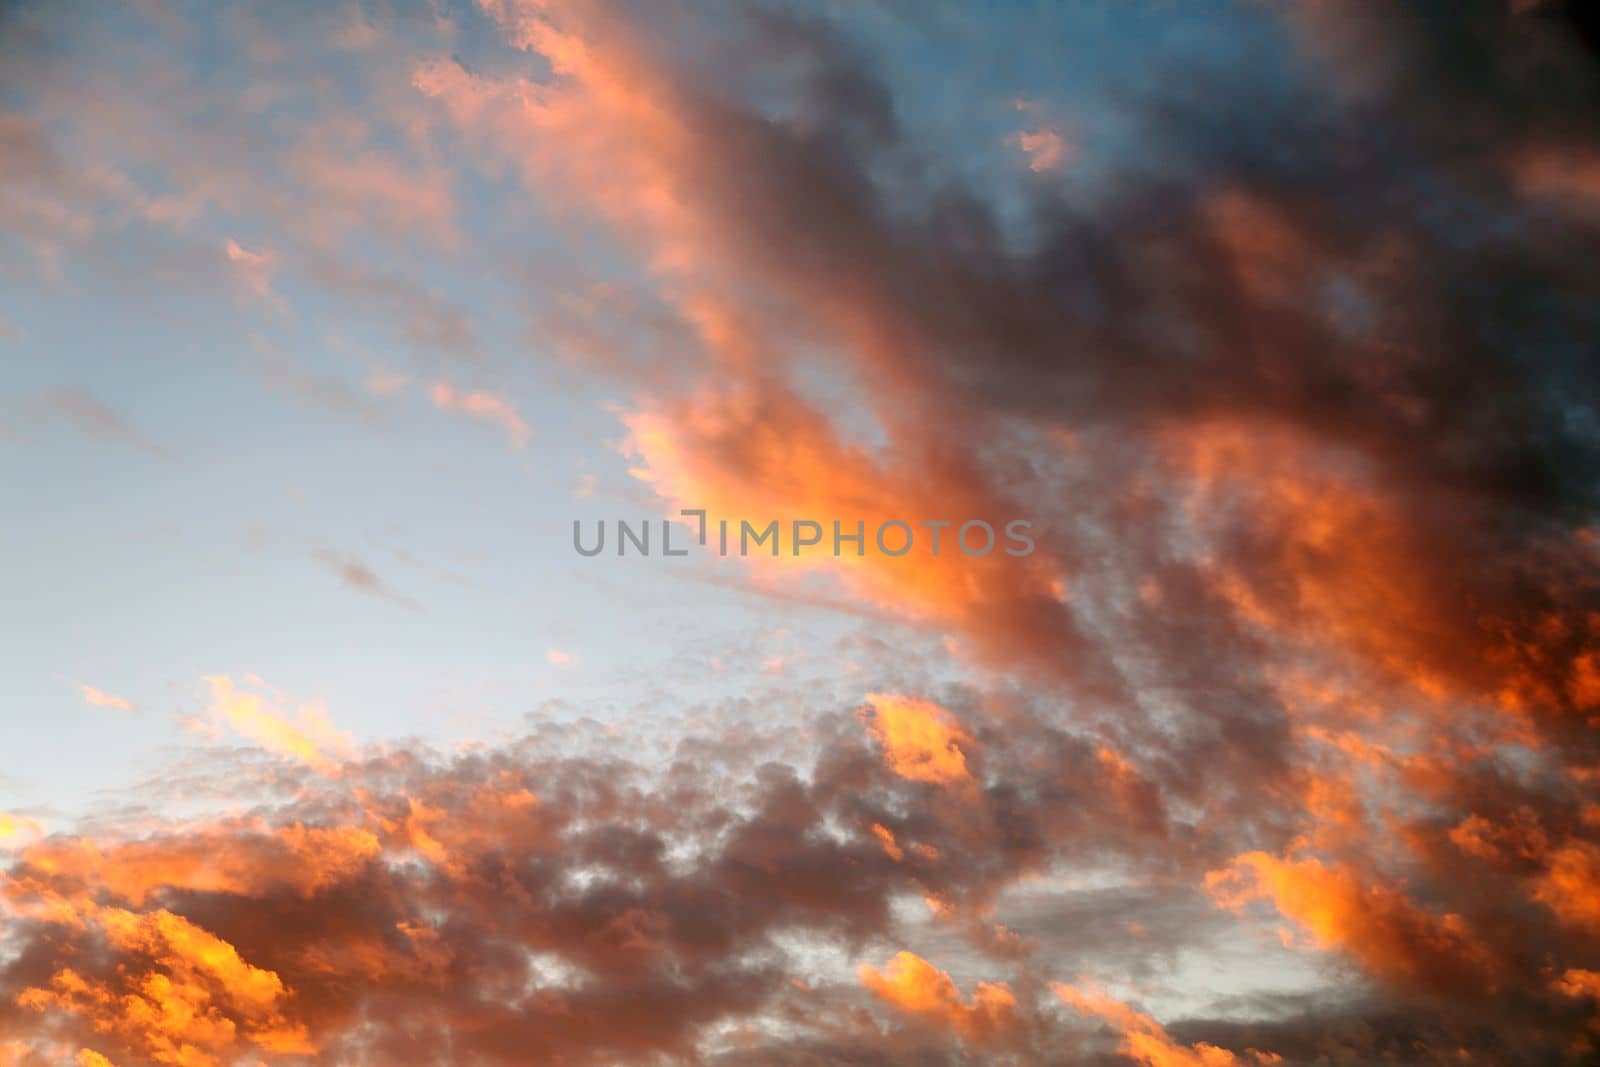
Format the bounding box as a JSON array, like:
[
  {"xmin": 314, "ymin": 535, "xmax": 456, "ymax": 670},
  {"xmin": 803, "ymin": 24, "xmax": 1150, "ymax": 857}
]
[
  {"xmin": 1054, "ymin": 984, "xmax": 1281, "ymax": 1066},
  {"xmin": 1207, "ymin": 851, "xmax": 1496, "ymax": 996},
  {"xmin": 201, "ymin": 675, "xmax": 352, "ymax": 772}
]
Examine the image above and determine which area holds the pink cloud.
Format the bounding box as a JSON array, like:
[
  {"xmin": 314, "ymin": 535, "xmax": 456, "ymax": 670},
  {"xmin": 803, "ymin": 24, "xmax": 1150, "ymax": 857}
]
[
  {"xmin": 1014, "ymin": 126, "xmax": 1072, "ymax": 172},
  {"xmin": 429, "ymin": 382, "xmax": 531, "ymax": 448},
  {"xmin": 224, "ymin": 238, "xmax": 279, "ymax": 300},
  {"xmin": 78, "ymin": 683, "xmax": 133, "ymax": 711}
]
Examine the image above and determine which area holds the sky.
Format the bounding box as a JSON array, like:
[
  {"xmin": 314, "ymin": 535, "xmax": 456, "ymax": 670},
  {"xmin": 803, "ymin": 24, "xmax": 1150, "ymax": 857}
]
[{"xmin": 2, "ymin": 0, "xmax": 1600, "ymax": 1064}]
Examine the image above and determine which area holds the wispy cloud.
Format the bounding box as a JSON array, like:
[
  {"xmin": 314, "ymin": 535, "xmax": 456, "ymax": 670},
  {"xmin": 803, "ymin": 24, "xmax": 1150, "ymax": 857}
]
[
  {"xmin": 0, "ymin": 812, "xmax": 43, "ymax": 846},
  {"xmin": 199, "ymin": 674, "xmax": 353, "ymax": 772},
  {"xmin": 3, "ymin": 386, "xmax": 169, "ymax": 458},
  {"xmin": 223, "ymin": 237, "xmax": 279, "ymax": 300},
  {"xmin": 309, "ymin": 548, "xmax": 417, "ymax": 609},
  {"xmin": 428, "ymin": 381, "xmax": 531, "ymax": 448},
  {"xmin": 77, "ymin": 683, "xmax": 133, "ymax": 711}
]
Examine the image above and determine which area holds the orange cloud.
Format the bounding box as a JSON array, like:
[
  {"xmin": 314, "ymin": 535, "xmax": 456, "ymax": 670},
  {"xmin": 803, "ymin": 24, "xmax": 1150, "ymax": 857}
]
[
  {"xmin": 7, "ymin": 822, "xmax": 380, "ymax": 909},
  {"xmin": 1160, "ymin": 419, "xmax": 1500, "ymax": 712},
  {"xmin": 428, "ymin": 382, "xmax": 531, "ymax": 448},
  {"xmin": 201, "ymin": 675, "xmax": 352, "ymax": 771},
  {"xmin": 1014, "ymin": 126, "xmax": 1072, "ymax": 172},
  {"xmin": 1054, "ymin": 984, "xmax": 1280, "ymax": 1066},
  {"xmin": 223, "ymin": 238, "xmax": 278, "ymax": 301},
  {"xmin": 859, "ymin": 951, "xmax": 1016, "ymax": 1041},
  {"xmin": 1207, "ymin": 851, "xmax": 1496, "ymax": 996},
  {"xmin": 1533, "ymin": 840, "xmax": 1600, "ymax": 932},
  {"xmin": 870, "ymin": 823, "xmax": 904, "ymax": 862},
  {"xmin": 412, "ymin": 1, "xmax": 714, "ymax": 278},
  {"xmin": 862, "ymin": 693, "xmax": 975, "ymax": 787},
  {"xmin": 418, "ymin": 2, "xmax": 1100, "ymax": 682},
  {"xmin": 618, "ymin": 376, "xmax": 1081, "ymax": 678},
  {"xmin": 0, "ymin": 812, "xmax": 42, "ymax": 838},
  {"xmin": 1448, "ymin": 809, "xmax": 1550, "ymax": 865},
  {"xmin": 1513, "ymin": 144, "xmax": 1600, "ymax": 207},
  {"xmin": 1554, "ymin": 969, "xmax": 1600, "ymax": 999},
  {"xmin": 0, "ymin": 812, "xmax": 43, "ymax": 847},
  {"xmin": 18, "ymin": 906, "xmax": 312, "ymax": 1066}
]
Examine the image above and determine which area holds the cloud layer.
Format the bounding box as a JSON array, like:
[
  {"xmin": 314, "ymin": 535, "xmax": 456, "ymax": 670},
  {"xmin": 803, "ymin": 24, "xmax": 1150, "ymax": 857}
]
[{"xmin": 4, "ymin": 0, "xmax": 1600, "ymax": 1063}]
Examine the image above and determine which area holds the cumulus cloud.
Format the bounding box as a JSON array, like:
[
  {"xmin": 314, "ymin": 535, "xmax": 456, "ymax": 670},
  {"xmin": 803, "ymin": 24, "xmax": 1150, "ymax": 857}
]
[
  {"xmin": 859, "ymin": 951, "xmax": 1017, "ymax": 1041},
  {"xmin": 0, "ymin": 698, "xmax": 1173, "ymax": 1064},
  {"xmin": 861, "ymin": 693, "xmax": 975, "ymax": 787}
]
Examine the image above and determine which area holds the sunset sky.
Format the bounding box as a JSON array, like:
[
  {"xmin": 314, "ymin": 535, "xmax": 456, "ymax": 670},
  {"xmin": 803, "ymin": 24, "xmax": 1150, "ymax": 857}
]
[{"xmin": 4, "ymin": 1, "xmax": 1600, "ymax": 1064}]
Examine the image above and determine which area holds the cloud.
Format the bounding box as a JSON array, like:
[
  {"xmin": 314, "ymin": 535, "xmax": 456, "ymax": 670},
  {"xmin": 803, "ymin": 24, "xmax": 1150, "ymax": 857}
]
[
  {"xmin": 0, "ymin": 111, "xmax": 104, "ymax": 272},
  {"xmin": 302, "ymin": 253, "xmax": 479, "ymax": 360},
  {"xmin": 1055, "ymin": 985, "xmax": 1281, "ymax": 1067},
  {"xmin": 286, "ymin": 123, "xmax": 456, "ymax": 246},
  {"xmin": 1533, "ymin": 840, "xmax": 1600, "ymax": 932},
  {"xmin": 428, "ymin": 382, "xmax": 531, "ymax": 449},
  {"xmin": 425, "ymin": 0, "xmax": 1600, "ymax": 729},
  {"xmin": 7, "ymin": 1, "xmax": 1600, "ymax": 1063},
  {"xmin": 364, "ymin": 368, "xmax": 410, "ymax": 396},
  {"xmin": 309, "ymin": 548, "xmax": 416, "ymax": 609},
  {"xmin": 861, "ymin": 693, "xmax": 975, "ymax": 787},
  {"xmin": 0, "ymin": 813, "xmax": 42, "ymax": 847},
  {"xmin": 199, "ymin": 675, "xmax": 353, "ymax": 772},
  {"xmin": 0, "ymin": 698, "xmax": 1183, "ymax": 1064},
  {"xmin": 77, "ymin": 684, "xmax": 132, "ymax": 711},
  {"xmin": 222, "ymin": 237, "xmax": 278, "ymax": 300},
  {"xmin": 617, "ymin": 374, "xmax": 1100, "ymax": 686},
  {"xmin": 0, "ymin": 675, "xmax": 1592, "ymax": 1063},
  {"xmin": 1206, "ymin": 851, "xmax": 1498, "ymax": 998},
  {"xmin": 1012, "ymin": 126, "xmax": 1072, "ymax": 173},
  {"xmin": 859, "ymin": 951, "xmax": 1017, "ymax": 1042},
  {"xmin": 17, "ymin": 906, "xmax": 313, "ymax": 1065},
  {"xmin": 250, "ymin": 344, "xmax": 384, "ymax": 423},
  {"xmin": 3, "ymin": 387, "xmax": 168, "ymax": 458}
]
